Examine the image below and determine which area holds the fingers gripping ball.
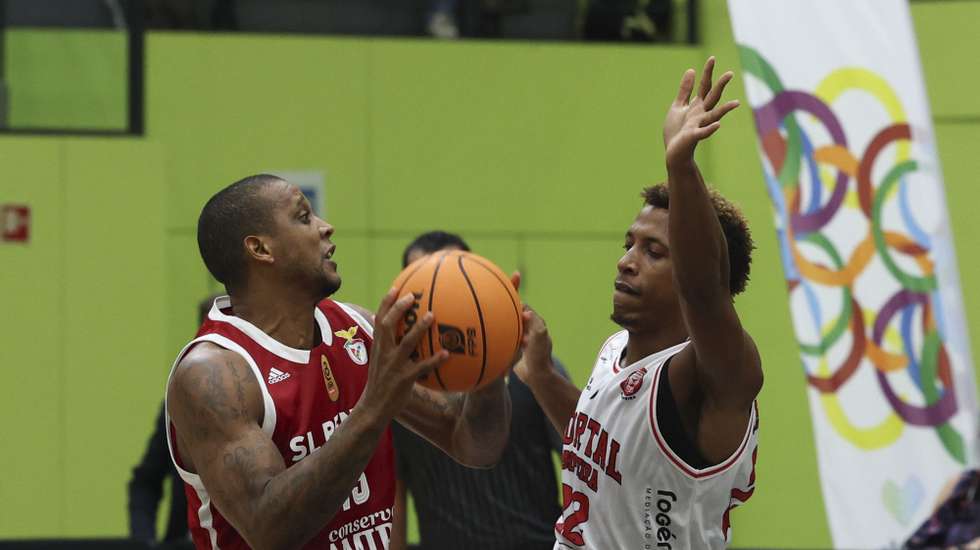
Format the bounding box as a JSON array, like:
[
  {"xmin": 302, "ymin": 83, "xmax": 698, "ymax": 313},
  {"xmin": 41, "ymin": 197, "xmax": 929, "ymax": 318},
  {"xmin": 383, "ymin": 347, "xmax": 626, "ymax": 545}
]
[{"xmin": 392, "ymin": 250, "xmax": 523, "ymax": 392}]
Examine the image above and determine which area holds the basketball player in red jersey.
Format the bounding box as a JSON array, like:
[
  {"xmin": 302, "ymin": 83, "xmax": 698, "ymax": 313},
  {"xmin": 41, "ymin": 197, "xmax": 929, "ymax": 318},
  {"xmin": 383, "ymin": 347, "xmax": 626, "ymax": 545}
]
[
  {"xmin": 517, "ymin": 58, "xmax": 762, "ymax": 548},
  {"xmin": 166, "ymin": 175, "xmax": 513, "ymax": 550}
]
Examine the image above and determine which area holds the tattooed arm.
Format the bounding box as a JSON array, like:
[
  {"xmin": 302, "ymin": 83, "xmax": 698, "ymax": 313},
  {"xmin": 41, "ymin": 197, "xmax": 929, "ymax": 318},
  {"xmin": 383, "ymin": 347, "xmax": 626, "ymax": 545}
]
[
  {"xmin": 167, "ymin": 290, "xmax": 448, "ymax": 550},
  {"xmin": 395, "ymin": 378, "xmax": 512, "ymax": 468},
  {"xmin": 347, "ymin": 299, "xmax": 512, "ymax": 468},
  {"xmin": 168, "ymin": 344, "xmax": 385, "ymax": 549}
]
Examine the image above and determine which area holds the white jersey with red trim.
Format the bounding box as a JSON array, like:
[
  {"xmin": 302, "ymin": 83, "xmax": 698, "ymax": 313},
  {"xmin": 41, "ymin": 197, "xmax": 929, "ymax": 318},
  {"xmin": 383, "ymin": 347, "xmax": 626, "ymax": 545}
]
[{"xmin": 554, "ymin": 330, "xmax": 758, "ymax": 550}]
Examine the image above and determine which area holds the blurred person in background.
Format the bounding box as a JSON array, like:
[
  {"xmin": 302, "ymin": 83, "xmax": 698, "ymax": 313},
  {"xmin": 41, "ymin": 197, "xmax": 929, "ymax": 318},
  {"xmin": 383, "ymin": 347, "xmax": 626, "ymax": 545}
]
[
  {"xmin": 904, "ymin": 467, "xmax": 980, "ymax": 549},
  {"xmin": 390, "ymin": 231, "xmax": 567, "ymax": 550},
  {"xmin": 581, "ymin": 0, "xmax": 672, "ymax": 42},
  {"xmin": 905, "ymin": 417, "xmax": 980, "ymax": 550},
  {"xmin": 428, "ymin": 0, "xmax": 460, "ymax": 38},
  {"xmin": 128, "ymin": 294, "xmax": 220, "ymax": 549}
]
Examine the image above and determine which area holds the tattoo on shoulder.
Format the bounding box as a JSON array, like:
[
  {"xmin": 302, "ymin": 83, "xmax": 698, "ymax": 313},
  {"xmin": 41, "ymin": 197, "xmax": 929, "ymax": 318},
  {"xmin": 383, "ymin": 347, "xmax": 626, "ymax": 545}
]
[{"xmin": 179, "ymin": 355, "xmax": 256, "ymax": 438}]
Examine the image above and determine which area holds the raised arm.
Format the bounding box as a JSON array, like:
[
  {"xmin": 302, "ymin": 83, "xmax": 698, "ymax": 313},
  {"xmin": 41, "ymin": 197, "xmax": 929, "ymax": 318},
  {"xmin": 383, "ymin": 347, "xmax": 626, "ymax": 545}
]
[
  {"xmin": 662, "ymin": 57, "xmax": 762, "ymax": 412},
  {"xmin": 513, "ymin": 307, "xmax": 581, "ymax": 434},
  {"xmin": 167, "ymin": 290, "xmax": 446, "ymax": 550}
]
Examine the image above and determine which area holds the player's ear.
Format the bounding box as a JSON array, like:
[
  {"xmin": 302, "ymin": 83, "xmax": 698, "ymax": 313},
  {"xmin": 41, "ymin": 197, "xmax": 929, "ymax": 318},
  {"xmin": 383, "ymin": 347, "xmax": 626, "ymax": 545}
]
[{"xmin": 244, "ymin": 235, "xmax": 275, "ymax": 265}]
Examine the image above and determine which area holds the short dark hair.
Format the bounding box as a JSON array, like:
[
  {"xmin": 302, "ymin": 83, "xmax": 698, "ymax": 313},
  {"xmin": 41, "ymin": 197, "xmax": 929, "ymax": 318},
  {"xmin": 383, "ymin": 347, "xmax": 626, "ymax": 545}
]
[
  {"xmin": 197, "ymin": 174, "xmax": 283, "ymax": 290},
  {"xmin": 401, "ymin": 230, "xmax": 471, "ymax": 267},
  {"xmin": 642, "ymin": 184, "xmax": 754, "ymax": 296}
]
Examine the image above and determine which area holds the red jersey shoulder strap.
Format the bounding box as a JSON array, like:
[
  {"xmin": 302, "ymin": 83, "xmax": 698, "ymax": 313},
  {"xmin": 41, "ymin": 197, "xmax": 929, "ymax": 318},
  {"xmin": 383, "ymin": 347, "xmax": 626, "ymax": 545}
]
[{"xmin": 320, "ymin": 300, "xmax": 374, "ymax": 339}]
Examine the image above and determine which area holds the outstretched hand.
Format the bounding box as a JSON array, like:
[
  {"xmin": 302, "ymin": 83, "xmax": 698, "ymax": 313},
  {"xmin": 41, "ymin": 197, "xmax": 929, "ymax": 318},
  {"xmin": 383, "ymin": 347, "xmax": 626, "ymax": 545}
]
[
  {"xmin": 361, "ymin": 288, "xmax": 449, "ymax": 420},
  {"xmin": 663, "ymin": 56, "xmax": 740, "ymax": 168},
  {"xmin": 513, "ymin": 305, "xmax": 554, "ymax": 384}
]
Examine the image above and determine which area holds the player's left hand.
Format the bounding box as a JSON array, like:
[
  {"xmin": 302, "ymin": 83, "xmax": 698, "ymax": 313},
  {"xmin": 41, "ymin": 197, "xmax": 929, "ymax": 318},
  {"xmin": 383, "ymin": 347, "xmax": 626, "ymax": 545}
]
[
  {"xmin": 513, "ymin": 305, "xmax": 554, "ymax": 384},
  {"xmin": 502, "ymin": 271, "xmax": 524, "ymax": 369},
  {"xmin": 663, "ymin": 56, "xmax": 740, "ymax": 168}
]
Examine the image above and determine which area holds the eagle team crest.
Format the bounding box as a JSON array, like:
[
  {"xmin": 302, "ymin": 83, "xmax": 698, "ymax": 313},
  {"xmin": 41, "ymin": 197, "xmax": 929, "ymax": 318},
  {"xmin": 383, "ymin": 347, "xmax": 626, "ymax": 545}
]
[
  {"xmin": 335, "ymin": 326, "xmax": 369, "ymax": 365},
  {"xmin": 321, "ymin": 355, "xmax": 340, "ymax": 402}
]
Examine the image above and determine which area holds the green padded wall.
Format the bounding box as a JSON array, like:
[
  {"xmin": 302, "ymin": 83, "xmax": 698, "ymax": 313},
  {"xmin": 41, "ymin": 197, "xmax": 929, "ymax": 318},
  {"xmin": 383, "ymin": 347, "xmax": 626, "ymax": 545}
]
[{"xmin": 1, "ymin": 5, "xmax": 979, "ymax": 545}]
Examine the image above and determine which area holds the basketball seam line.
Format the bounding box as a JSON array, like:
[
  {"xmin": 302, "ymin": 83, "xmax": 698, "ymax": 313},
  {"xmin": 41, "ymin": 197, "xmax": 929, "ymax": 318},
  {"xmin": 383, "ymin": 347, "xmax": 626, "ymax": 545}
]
[
  {"xmin": 428, "ymin": 253, "xmax": 449, "ymax": 391},
  {"xmin": 394, "ymin": 258, "xmax": 429, "ymax": 382},
  {"xmin": 465, "ymin": 255, "xmax": 523, "ymax": 362},
  {"xmin": 394, "ymin": 259, "xmax": 429, "ymax": 298},
  {"xmin": 458, "ymin": 255, "xmax": 488, "ymax": 390}
]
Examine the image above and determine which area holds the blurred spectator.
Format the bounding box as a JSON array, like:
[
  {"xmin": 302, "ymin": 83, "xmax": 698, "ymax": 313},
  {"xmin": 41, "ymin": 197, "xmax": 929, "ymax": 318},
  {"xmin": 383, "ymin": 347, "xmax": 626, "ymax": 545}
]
[
  {"xmin": 905, "ymin": 469, "xmax": 980, "ymax": 549},
  {"xmin": 459, "ymin": 0, "xmax": 533, "ymax": 38},
  {"xmin": 428, "ymin": 0, "xmax": 459, "ymax": 38},
  {"xmin": 581, "ymin": 0, "xmax": 672, "ymax": 42},
  {"xmin": 127, "ymin": 294, "xmax": 219, "ymax": 548},
  {"xmin": 390, "ymin": 231, "xmax": 567, "ymax": 550}
]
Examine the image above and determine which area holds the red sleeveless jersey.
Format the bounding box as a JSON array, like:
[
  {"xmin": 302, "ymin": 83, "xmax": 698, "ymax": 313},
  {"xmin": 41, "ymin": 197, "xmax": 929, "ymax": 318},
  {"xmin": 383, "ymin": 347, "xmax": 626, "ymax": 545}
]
[{"xmin": 165, "ymin": 296, "xmax": 395, "ymax": 550}]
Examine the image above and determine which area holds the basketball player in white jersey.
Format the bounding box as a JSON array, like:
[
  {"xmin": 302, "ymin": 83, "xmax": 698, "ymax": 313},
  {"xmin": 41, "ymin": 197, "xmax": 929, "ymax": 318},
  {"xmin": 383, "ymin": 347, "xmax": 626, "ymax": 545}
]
[{"xmin": 516, "ymin": 57, "xmax": 762, "ymax": 549}]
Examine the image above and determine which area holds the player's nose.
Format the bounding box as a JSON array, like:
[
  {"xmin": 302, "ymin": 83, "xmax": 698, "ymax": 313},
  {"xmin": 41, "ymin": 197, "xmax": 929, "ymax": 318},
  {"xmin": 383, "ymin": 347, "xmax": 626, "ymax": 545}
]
[
  {"xmin": 318, "ymin": 219, "xmax": 334, "ymax": 239},
  {"xmin": 617, "ymin": 251, "xmax": 637, "ymax": 275}
]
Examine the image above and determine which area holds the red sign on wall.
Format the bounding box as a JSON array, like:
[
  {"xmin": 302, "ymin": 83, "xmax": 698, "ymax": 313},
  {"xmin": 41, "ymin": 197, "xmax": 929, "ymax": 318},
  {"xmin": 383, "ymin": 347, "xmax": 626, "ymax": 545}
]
[{"xmin": 2, "ymin": 204, "xmax": 31, "ymax": 243}]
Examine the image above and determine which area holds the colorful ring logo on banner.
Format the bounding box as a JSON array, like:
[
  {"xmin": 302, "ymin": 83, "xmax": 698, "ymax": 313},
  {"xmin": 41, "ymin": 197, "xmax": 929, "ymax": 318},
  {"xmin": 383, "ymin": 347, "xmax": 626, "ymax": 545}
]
[{"xmin": 738, "ymin": 45, "xmax": 964, "ymax": 462}]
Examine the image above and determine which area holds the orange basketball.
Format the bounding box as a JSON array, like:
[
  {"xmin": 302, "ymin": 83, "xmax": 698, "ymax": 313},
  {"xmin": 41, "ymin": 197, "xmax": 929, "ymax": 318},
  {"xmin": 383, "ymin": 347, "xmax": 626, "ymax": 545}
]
[{"xmin": 392, "ymin": 250, "xmax": 524, "ymax": 392}]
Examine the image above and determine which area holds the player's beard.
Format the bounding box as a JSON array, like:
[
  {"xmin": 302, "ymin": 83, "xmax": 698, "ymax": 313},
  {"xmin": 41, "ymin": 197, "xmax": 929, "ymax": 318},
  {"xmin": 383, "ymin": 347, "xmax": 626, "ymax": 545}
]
[
  {"xmin": 610, "ymin": 298, "xmax": 650, "ymax": 333},
  {"xmin": 319, "ymin": 271, "xmax": 342, "ymax": 299},
  {"xmin": 286, "ymin": 260, "xmax": 341, "ymax": 302},
  {"xmin": 610, "ymin": 291, "xmax": 639, "ymax": 329},
  {"xmin": 610, "ymin": 309, "xmax": 638, "ymax": 331}
]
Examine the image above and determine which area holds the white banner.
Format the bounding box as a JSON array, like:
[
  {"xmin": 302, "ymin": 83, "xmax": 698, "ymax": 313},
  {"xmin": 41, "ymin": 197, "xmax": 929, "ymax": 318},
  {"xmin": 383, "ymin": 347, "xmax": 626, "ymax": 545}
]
[{"xmin": 727, "ymin": 1, "xmax": 978, "ymax": 547}]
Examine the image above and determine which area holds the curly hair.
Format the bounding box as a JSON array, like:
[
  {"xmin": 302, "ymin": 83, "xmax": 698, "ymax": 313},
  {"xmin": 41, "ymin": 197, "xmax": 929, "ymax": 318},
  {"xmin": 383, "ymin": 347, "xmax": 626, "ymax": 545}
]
[{"xmin": 641, "ymin": 183, "xmax": 754, "ymax": 296}]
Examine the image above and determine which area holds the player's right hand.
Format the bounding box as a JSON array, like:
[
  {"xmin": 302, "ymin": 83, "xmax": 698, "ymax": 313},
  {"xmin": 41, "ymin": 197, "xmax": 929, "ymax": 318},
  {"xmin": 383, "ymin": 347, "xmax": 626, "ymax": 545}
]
[
  {"xmin": 514, "ymin": 305, "xmax": 554, "ymax": 385},
  {"xmin": 663, "ymin": 56, "xmax": 739, "ymax": 169},
  {"xmin": 361, "ymin": 288, "xmax": 449, "ymax": 420}
]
